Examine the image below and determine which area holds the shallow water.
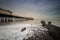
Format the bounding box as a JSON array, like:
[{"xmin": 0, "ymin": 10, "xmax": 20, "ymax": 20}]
[{"xmin": 0, "ymin": 19, "xmax": 60, "ymax": 40}]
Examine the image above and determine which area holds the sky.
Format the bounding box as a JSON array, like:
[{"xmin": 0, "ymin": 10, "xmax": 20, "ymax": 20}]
[{"xmin": 0, "ymin": 0, "xmax": 60, "ymax": 19}]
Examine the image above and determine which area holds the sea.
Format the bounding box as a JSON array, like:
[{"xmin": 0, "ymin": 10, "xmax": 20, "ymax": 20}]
[{"xmin": 0, "ymin": 19, "xmax": 60, "ymax": 40}]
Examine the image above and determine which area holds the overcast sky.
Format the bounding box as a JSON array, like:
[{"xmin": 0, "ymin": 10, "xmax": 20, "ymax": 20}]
[{"xmin": 0, "ymin": 0, "xmax": 60, "ymax": 19}]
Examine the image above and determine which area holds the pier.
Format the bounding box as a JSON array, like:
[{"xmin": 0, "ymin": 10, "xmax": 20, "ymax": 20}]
[{"xmin": 0, "ymin": 8, "xmax": 34, "ymax": 23}]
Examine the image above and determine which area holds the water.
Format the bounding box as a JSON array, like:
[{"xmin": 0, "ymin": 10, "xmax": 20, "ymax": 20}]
[
  {"xmin": 22, "ymin": 19, "xmax": 60, "ymax": 27},
  {"xmin": 0, "ymin": 19, "xmax": 60, "ymax": 40}
]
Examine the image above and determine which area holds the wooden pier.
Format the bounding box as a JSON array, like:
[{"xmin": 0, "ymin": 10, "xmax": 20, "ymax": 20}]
[{"xmin": 0, "ymin": 8, "xmax": 34, "ymax": 23}]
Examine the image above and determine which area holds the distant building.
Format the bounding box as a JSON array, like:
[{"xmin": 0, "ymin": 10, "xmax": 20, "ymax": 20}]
[{"xmin": 0, "ymin": 8, "xmax": 12, "ymax": 15}]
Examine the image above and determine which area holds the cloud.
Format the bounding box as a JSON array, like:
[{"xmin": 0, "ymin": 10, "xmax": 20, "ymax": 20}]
[{"xmin": 0, "ymin": 0, "xmax": 60, "ymax": 19}]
